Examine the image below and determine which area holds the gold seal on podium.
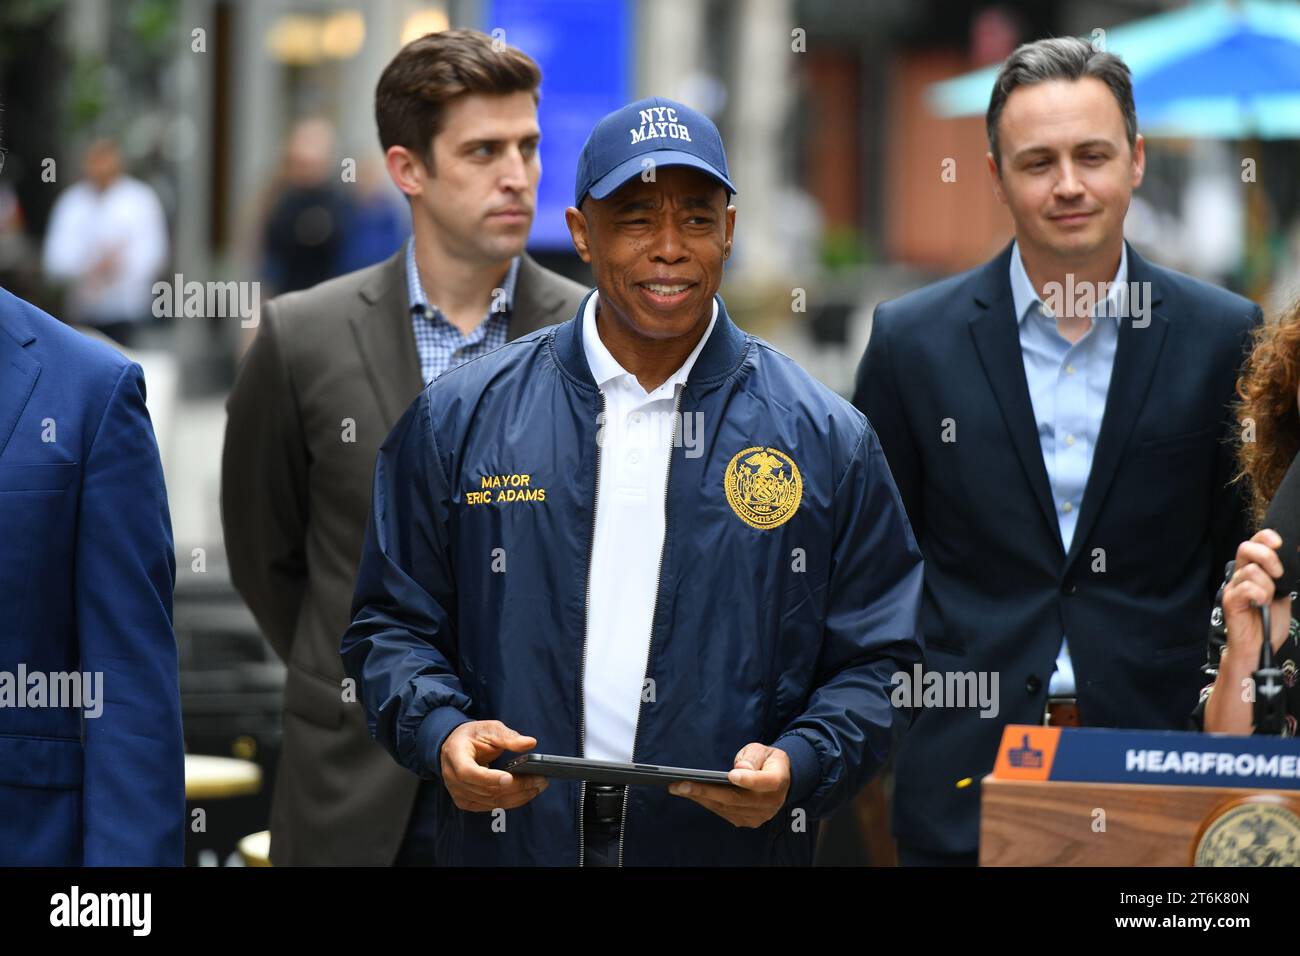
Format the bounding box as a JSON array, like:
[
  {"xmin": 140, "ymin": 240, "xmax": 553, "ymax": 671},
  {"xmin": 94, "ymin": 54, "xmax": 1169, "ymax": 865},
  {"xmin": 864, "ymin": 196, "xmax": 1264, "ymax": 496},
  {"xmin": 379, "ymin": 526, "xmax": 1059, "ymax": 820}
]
[{"xmin": 1192, "ymin": 794, "xmax": 1300, "ymax": 866}]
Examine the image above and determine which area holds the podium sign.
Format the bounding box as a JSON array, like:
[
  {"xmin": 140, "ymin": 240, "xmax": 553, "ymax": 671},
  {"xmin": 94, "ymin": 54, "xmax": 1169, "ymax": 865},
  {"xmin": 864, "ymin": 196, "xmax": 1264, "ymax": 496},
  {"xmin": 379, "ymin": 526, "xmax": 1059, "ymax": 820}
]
[
  {"xmin": 993, "ymin": 724, "xmax": 1300, "ymax": 790},
  {"xmin": 981, "ymin": 725, "xmax": 1300, "ymax": 865}
]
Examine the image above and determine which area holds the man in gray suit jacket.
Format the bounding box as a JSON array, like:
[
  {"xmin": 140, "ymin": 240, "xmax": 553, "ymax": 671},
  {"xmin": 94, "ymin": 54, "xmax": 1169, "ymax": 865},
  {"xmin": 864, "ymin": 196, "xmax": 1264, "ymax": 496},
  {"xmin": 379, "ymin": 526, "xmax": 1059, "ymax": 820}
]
[{"xmin": 221, "ymin": 29, "xmax": 585, "ymax": 865}]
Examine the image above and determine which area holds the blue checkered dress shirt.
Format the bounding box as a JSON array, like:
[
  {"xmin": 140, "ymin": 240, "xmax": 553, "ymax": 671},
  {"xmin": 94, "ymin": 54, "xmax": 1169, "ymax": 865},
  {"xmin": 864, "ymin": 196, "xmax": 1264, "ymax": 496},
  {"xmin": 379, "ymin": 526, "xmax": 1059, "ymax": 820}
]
[{"xmin": 405, "ymin": 238, "xmax": 518, "ymax": 385}]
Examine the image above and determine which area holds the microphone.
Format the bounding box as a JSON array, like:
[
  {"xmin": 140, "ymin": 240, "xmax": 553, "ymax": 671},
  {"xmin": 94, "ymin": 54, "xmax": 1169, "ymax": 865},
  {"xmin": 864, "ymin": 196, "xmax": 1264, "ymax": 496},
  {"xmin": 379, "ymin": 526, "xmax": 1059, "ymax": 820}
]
[{"xmin": 1253, "ymin": 453, "xmax": 1300, "ymax": 733}]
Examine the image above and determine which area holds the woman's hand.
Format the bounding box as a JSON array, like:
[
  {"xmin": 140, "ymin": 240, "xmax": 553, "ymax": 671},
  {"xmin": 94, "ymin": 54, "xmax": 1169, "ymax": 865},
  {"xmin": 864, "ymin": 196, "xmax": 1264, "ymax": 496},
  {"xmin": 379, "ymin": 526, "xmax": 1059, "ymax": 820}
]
[
  {"xmin": 1222, "ymin": 529, "xmax": 1292, "ymax": 661},
  {"xmin": 1206, "ymin": 529, "xmax": 1293, "ymax": 733}
]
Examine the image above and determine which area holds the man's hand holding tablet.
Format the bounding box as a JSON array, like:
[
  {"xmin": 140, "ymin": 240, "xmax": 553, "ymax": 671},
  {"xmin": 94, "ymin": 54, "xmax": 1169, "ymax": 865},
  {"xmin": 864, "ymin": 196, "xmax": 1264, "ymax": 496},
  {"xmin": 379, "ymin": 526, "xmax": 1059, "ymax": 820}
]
[
  {"xmin": 439, "ymin": 720, "xmax": 548, "ymax": 812},
  {"xmin": 668, "ymin": 742, "xmax": 792, "ymax": 828},
  {"xmin": 492, "ymin": 740, "xmax": 792, "ymax": 829}
]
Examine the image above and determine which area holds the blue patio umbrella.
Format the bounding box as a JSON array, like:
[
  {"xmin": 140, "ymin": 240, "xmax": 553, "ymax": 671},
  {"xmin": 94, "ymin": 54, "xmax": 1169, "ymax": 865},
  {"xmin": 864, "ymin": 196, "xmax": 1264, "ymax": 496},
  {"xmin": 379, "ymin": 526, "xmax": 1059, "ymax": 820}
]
[
  {"xmin": 1137, "ymin": 15, "xmax": 1300, "ymax": 136},
  {"xmin": 928, "ymin": 0, "xmax": 1300, "ymax": 139},
  {"xmin": 1140, "ymin": 31, "xmax": 1300, "ymax": 101}
]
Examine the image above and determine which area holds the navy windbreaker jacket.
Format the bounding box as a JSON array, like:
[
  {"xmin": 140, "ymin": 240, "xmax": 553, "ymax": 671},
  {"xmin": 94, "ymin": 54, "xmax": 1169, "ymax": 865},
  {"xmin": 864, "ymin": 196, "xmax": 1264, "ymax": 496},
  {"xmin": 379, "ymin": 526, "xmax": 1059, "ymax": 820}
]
[{"xmin": 341, "ymin": 293, "xmax": 924, "ymax": 865}]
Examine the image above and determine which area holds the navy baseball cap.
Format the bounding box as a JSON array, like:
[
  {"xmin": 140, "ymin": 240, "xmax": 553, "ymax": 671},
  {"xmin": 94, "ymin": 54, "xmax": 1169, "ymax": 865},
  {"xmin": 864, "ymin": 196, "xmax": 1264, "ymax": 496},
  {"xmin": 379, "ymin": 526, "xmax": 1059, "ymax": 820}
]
[{"xmin": 574, "ymin": 96, "xmax": 736, "ymax": 207}]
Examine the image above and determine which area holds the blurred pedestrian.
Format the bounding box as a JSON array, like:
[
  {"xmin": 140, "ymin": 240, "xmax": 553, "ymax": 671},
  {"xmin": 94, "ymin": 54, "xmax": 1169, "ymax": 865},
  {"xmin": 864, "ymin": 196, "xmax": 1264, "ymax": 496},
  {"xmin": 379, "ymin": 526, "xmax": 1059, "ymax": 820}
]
[
  {"xmin": 260, "ymin": 118, "xmax": 353, "ymax": 295},
  {"xmin": 337, "ymin": 157, "xmax": 409, "ymax": 274},
  {"xmin": 41, "ymin": 138, "xmax": 169, "ymax": 348}
]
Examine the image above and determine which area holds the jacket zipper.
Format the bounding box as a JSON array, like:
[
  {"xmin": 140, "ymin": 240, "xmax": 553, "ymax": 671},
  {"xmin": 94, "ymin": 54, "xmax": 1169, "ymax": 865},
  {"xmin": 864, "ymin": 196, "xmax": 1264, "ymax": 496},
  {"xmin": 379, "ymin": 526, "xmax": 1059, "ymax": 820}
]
[
  {"xmin": 617, "ymin": 387, "xmax": 684, "ymax": 867},
  {"xmin": 576, "ymin": 391, "xmax": 607, "ymax": 866}
]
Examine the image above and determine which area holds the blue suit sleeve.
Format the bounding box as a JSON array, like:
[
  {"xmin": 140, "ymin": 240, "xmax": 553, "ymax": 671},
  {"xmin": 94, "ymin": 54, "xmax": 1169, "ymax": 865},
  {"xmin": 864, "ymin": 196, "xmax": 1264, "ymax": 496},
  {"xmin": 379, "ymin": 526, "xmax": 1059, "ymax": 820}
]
[
  {"xmin": 773, "ymin": 421, "xmax": 925, "ymax": 818},
  {"xmin": 77, "ymin": 362, "xmax": 184, "ymax": 866},
  {"xmin": 341, "ymin": 391, "xmax": 473, "ymax": 780}
]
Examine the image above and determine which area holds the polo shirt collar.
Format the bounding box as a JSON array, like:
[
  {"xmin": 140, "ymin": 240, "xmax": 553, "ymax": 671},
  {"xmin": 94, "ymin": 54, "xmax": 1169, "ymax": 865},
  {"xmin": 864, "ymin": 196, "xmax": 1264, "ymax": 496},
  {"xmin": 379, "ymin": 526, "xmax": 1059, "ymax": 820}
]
[{"xmin": 581, "ymin": 291, "xmax": 719, "ymax": 394}]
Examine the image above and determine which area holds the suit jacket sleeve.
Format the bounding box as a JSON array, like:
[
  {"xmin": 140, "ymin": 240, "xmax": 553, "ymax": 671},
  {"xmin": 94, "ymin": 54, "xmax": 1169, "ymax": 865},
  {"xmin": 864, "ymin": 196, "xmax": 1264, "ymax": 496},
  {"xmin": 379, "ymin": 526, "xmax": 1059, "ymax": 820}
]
[
  {"xmin": 221, "ymin": 300, "xmax": 310, "ymax": 663},
  {"xmin": 1208, "ymin": 304, "xmax": 1264, "ymax": 601},
  {"xmin": 773, "ymin": 421, "xmax": 925, "ymax": 819},
  {"xmin": 341, "ymin": 391, "xmax": 473, "ymax": 779},
  {"xmin": 852, "ymin": 303, "xmax": 924, "ymax": 535},
  {"xmin": 77, "ymin": 362, "xmax": 184, "ymax": 865}
]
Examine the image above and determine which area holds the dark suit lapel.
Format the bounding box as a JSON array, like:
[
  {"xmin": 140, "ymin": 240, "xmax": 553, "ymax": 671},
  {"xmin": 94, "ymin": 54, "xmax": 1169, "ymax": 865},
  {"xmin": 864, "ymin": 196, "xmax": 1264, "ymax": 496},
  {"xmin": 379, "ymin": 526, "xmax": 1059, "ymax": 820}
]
[
  {"xmin": 0, "ymin": 303, "xmax": 40, "ymax": 460},
  {"xmin": 1065, "ymin": 244, "xmax": 1169, "ymax": 571},
  {"xmin": 348, "ymin": 249, "xmax": 424, "ymax": 426},
  {"xmin": 510, "ymin": 254, "xmax": 581, "ymax": 338},
  {"xmin": 967, "ymin": 246, "xmax": 1064, "ymax": 554}
]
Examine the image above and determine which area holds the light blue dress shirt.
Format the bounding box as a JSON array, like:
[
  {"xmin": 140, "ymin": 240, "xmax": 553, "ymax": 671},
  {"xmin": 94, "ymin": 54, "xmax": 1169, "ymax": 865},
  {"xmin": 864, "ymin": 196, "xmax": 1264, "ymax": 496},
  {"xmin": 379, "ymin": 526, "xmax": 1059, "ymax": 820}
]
[{"xmin": 1009, "ymin": 241, "xmax": 1127, "ymax": 697}]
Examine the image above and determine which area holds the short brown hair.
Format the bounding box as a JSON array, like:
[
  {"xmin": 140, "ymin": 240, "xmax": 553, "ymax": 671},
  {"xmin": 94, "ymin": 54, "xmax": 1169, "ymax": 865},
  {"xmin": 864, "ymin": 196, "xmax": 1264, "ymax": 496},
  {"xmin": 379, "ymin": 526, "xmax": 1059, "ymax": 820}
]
[
  {"xmin": 375, "ymin": 28, "xmax": 541, "ymax": 171},
  {"xmin": 986, "ymin": 36, "xmax": 1137, "ymax": 169}
]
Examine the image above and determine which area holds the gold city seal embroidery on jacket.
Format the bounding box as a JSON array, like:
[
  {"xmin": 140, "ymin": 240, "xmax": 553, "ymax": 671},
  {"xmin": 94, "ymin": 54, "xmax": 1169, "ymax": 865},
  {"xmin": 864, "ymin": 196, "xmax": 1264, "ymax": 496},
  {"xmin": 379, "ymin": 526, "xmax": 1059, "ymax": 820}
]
[{"xmin": 723, "ymin": 446, "xmax": 802, "ymax": 530}]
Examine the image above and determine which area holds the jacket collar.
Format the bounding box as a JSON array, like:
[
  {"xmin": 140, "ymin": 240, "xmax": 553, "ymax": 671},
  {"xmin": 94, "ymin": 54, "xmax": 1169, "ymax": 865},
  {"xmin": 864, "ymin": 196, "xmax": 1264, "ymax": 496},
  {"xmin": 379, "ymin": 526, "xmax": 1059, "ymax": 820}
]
[
  {"xmin": 1067, "ymin": 240, "xmax": 1168, "ymax": 571},
  {"xmin": 973, "ymin": 239, "xmax": 1165, "ymax": 316},
  {"xmin": 0, "ymin": 287, "xmax": 42, "ymax": 460},
  {"xmin": 352, "ymin": 248, "xmax": 585, "ymax": 424},
  {"xmin": 967, "ymin": 243, "xmax": 1062, "ymax": 551},
  {"xmin": 511, "ymin": 254, "xmax": 576, "ymax": 338},
  {"xmin": 0, "ymin": 286, "xmax": 36, "ymax": 348},
  {"xmin": 968, "ymin": 238, "xmax": 1169, "ymax": 570},
  {"xmin": 552, "ymin": 290, "xmax": 749, "ymax": 394},
  {"xmin": 350, "ymin": 248, "xmax": 424, "ymax": 425},
  {"xmin": 1009, "ymin": 238, "xmax": 1130, "ymax": 326}
]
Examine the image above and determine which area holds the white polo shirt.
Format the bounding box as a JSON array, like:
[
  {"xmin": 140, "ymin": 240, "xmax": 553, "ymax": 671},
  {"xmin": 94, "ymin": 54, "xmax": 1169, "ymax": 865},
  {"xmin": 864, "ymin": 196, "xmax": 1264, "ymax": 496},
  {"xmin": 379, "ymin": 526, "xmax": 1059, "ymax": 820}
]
[{"xmin": 581, "ymin": 291, "xmax": 718, "ymax": 763}]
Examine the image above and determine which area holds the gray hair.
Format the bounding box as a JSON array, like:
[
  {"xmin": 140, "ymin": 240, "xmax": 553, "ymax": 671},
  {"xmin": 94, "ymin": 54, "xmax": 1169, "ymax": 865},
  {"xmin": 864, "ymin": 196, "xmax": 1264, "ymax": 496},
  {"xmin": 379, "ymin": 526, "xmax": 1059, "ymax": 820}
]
[{"xmin": 986, "ymin": 36, "xmax": 1137, "ymax": 168}]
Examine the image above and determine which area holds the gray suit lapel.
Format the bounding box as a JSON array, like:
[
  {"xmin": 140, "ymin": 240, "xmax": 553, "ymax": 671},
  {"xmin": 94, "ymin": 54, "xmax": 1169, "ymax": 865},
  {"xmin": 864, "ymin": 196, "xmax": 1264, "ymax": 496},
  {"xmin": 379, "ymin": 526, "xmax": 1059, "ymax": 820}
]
[
  {"xmin": 348, "ymin": 250, "xmax": 578, "ymax": 422},
  {"xmin": 348, "ymin": 250, "xmax": 424, "ymax": 426},
  {"xmin": 511, "ymin": 254, "xmax": 581, "ymax": 338}
]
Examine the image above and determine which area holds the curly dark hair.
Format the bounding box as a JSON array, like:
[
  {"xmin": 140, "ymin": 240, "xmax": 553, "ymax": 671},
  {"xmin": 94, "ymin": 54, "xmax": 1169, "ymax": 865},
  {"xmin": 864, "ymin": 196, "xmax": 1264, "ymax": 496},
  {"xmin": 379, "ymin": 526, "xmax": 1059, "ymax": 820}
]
[{"xmin": 1236, "ymin": 299, "xmax": 1300, "ymax": 524}]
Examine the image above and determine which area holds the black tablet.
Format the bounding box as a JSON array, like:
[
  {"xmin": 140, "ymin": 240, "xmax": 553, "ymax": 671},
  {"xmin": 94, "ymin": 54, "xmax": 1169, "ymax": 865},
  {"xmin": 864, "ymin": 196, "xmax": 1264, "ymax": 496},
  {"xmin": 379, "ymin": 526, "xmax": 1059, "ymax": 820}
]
[{"xmin": 500, "ymin": 753, "xmax": 738, "ymax": 788}]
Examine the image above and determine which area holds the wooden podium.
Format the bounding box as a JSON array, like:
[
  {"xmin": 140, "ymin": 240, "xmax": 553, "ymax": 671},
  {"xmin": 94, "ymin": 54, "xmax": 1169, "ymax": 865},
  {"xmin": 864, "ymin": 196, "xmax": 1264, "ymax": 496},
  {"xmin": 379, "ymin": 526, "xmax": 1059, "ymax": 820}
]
[{"xmin": 979, "ymin": 725, "xmax": 1300, "ymax": 866}]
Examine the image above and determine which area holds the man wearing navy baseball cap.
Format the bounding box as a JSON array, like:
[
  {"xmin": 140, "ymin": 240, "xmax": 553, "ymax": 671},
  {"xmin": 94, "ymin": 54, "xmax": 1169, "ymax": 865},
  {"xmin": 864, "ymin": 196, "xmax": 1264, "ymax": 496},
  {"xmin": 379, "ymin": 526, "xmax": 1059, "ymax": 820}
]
[
  {"xmin": 343, "ymin": 96, "xmax": 923, "ymax": 866},
  {"xmin": 573, "ymin": 96, "xmax": 736, "ymax": 206}
]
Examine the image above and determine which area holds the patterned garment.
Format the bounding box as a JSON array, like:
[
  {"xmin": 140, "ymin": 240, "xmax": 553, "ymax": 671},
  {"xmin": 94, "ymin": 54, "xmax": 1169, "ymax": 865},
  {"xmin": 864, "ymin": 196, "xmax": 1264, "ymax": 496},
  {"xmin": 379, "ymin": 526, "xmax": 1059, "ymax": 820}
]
[
  {"xmin": 1191, "ymin": 563, "xmax": 1300, "ymax": 736},
  {"xmin": 405, "ymin": 238, "xmax": 518, "ymax": 385}
]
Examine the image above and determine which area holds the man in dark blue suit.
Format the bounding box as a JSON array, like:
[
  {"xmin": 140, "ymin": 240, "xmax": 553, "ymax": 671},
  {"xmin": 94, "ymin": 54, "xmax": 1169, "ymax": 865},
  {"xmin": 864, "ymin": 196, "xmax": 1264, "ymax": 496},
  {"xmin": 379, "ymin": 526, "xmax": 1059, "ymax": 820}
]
[
  {"xmin": 0, "ymin": 286, "xmax": 182, "ymax": 865},
  {"xmin": 852, "ymin": 37, "xmax": 1261, "ymax": 865}
]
